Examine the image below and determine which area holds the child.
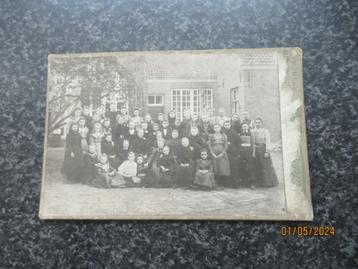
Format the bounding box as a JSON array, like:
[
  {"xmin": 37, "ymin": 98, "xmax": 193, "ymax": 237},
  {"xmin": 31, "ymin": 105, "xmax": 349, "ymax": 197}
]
[
  {"xmin": 135, "ymin": 155, "xmax": 147, "ymax": 185},
  {"xmin": 194, "ymin": 148, "xmax": 216, "ymax": 189},
  {"xmin": 125, "ymin": 121, "xmax": 137, "ymax": 144},
  {"xmin": 175, "ymin": 137, "xmax": 195, "ymax": 187},
  {"xmin": 82, "ymin": 143, "xmax": 99, "ymax": 184},
  {"xmin": 102, "ymin": 118, "xmax": 112, "ymax": 136},
  {"xmin": 157, "ymin": 145, "xmax": 176, "ymax": 187},
  {"xmin": 131, "ymin": 107, "xmax": 143, "ymax": 127},
  {"xmin": 89, "ymin": 121, "xmax": 103, "ymax": 157},
  {"xmin": 117, "ymin": 139, "xmax": 131, "ymax": 166},
  {"xmin": 117, "ymin": 151, "xmax": 139, "ymax": 187},
  {"xmin": 165, "ymin": 129, "xmax": 181, "ymax": 157},
  {"xmin": 78, "ymin": 117, "xmax": 89, "ymax": 153},
  {"xmin": 93, "ymin": 153, "xmax": 125, "ymax": 188}
]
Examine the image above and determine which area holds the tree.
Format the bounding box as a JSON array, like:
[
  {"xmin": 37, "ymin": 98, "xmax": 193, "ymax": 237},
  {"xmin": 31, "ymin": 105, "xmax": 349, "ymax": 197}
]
[{"xmin": 48, "ymin": 56, "xmax": 138, "ymax": 134}]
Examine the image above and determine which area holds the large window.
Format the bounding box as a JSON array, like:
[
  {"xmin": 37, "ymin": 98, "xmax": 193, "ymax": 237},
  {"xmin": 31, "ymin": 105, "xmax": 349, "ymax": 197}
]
[
  {"xmin": 147, "ymin": 95, "xmax": 164, "ymax": 106},
  {"xmin": 171, "ymin": 89, "xmax": 213, "ymax": 120}
]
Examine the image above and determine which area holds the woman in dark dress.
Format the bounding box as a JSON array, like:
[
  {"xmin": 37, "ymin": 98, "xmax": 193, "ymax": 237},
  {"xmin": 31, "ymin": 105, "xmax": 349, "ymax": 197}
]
[
  {"xmin": 237, "ymin": 123, "xmax": 256, "ymax": 189},
  {"xmin": 198, "ymin": 114, "xmax": 214, "ymax": 143},
  {"xmin": 82, "ymin": 143, "xmax": 99, "ymax": 184},
  {"xmin": 231, "ymin": 113, "xmax": 242, "ymax": 134},
  {"xmin": 157, "ymin": 145, "xmax": 176, "ymax": 187},
  {"xmin": 252, "ymin": 117, "xmax": 278, "ymax": 187},
  {"xmin": 188, "ymin": 126, "xmax": 206, "ymax": 160},
  {"xmin": 168, "ymin": 110, "xmax": 176, "ymax": 129},
  {"xmin": 175, "ymin": 137, "xmax": 195, "ymax": 187},
  {"xmin": 223, "ymin": 120, "xmax": 240, "ymax": 182},
  {"xmin": 145, "ymin": 139, "xmax": 166, "ymax": 187},
  {"xmin": 208, "ymin": 124, "xmax": 231, "ymax": 184},
  {"xmin": 194, "ymin": 148, "xmax": 216, "ymax": 189},
  {"xmin": 165, "ymin": 129, "xmax": 181, "ymax": 158},
  {"xmin": 62, "ymin": 123, "xmax": 84, "ymax": 183},
  {"xmin": 101, "ymin": 133, "xmax": 120, "ymax": 169}
]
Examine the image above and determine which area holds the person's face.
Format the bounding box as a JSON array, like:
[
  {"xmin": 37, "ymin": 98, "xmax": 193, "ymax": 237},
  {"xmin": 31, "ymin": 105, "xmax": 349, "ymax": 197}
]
[
  {"xmin": 175, "ymin": 120, "xmax": 181, "ymax": 126},
  {"xmin": 156, "ymin": 131, "xmax": 163, "ymax": 140},
  {"xmin": 190, "ymin": 128, "xmax": 198, "ymax": 136},
  {"xmin": 145, "ymin": 114, "xmax": 151, "ymax": 121},
  {"xmin": 93, "ymin": 114, "xmax": 100, "ymax": 121},
  {"xmin": 79, "ymin": 119, "xmax": 85, "ymax": 127},
  {"xmin": 201, "ymin": 152, "xmax": 208, "ymax": 160},
  {"xmin": 158, "ymin": 114, "xmax": 164, "ymax": 121},
  {"xmin": 153, "ymin": 125, "xmax": 159, "ymax": 132},
  {"xmin": 184, "ymin": 111, "xmax": 191, "ymax": 119},
  {"xmin": 137, "ymin": 157, "xmax": 143, "ymax": 164},
  {"xmin": 100, "ymin": 155, "xmax": 108, "ymax": 164},
  {"xmin": 121, "ymin": 108, "xmax": 127, "ymax": 114},
  {"xmin": 162, "ymin": 121, "xmax": 169, "ymax": 128},
  {"xmin": 141, "ymin": 122, "xmax": 148, "ymax": 130},
  {"xmin": 169, "ymin": 111, "xmax": 176, "ymax": 118},
  {"xmin": 71, "ymin": 124, "xmax": 78, "ymax": 132},
  {"xmin": 201, "ymin": 115, "xmax": 209, "ymax": 122},
  {"xmin": 104, "ymin": 120, "xmax": 110, "ymax": 127},
  {"xmin": 128, "ymin": 153, "xmax": 135, "ymax": 162},
  {"xmin": 157, "ymin": 140, "xmax": 165, "ymax": 148},
  {"xmin": 94, "ymin": 123, "xmax": 101, "ymax": 132},
  {"xmin": 83, "ymin": 107, "xmax": 90, "ymax": 115},
  {"xmin": 242, "ymin": 124, "xmax": 249, "ymax": 132},
  {"xmin": 192, "ymin": 114, "xmax": 199, "ymax": 121},
  {"xmin": 75, "ymin": 109, "xmax": 81, "ymax": 117},
  {"xmin": 181, "ymin": 138, "xmax": 189, "ymax": 147},
  {"xmin": 88, "ymin": 144, "xmax": 96, "ymax": 153},
  {"xmin": 214, "ymin": 125, "xmax": 221, "ymax": 133},
  {"xmin": 172, "ymin": 130, "xmax": 179, "ymax": 139},
  {"xmin": 232, "ymin": 114, "xmax": 239, "ymax": 121},
  {"xmin": 105, "ymin": 135, "xmax": 112, "ymax": 142},
  {"xmin": 255, "ymin": 120, "xmax": 262, "ymax": 129},
  {"xmin": 123, "ymin": 140, "xmax": 129, "ymax": 149},
  {"xmin": 137, "ymin": 129, "xmax": 144, "ymax": 138},
  {"xmin": 224, "ymin": 122, "xmax": 231, "ymax": 129},
  {"xmin": 128, "ymin": 122, "xmax": 135, "ymax": 129},
  {"xmin": 163, "ymin": 146, "xmax": 170, "ymax": 155},
  {"xmin": 134, "ymin": 110, "xmax": 139, "ymax": 116}
]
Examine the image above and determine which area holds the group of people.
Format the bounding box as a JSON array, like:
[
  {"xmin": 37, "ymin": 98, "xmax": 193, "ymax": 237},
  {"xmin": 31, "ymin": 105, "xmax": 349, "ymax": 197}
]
[{"xmin": 61, "ymin": 105, "xmax": 278, "ymax": 190}]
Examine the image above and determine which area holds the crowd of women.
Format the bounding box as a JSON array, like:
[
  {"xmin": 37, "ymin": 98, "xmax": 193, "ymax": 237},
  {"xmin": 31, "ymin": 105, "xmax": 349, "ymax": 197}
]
[{"xmin": 61, "ymin": 105, "xmax": 278, "ymax": 190}]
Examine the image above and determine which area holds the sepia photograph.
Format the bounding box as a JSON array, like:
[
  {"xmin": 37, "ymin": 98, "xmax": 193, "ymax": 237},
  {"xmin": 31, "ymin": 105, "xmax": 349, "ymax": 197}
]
[{"xmin": 39, "ymin": 48, "xmax": 313, "ymax": 220}]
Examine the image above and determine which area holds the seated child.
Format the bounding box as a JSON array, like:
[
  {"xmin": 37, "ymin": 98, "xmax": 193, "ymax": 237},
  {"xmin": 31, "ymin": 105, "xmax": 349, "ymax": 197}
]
[
  {"xmin": 194, "ymin": 148, "xmax": 216, "ymax": 189},
  {"xmin": 82, "ymin": 143, "xmax": 99, "ymax": 184},
  {"xmin": 92, "ymin": 153, "xmax": 125, "ymax": 188},
  {"xmin": 135, "ymin": 155, "xmax": 147, "ymax": 185},
  {"xmin": 117, "ymin": 151, "xmax": 139, "ymax": 187}
]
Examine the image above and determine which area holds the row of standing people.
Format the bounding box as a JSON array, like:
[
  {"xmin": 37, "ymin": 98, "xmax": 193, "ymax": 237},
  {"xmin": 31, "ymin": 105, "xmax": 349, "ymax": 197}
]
[{"xmin": 61, "ymin": 107, "xmax": 278, "ymax": 189}]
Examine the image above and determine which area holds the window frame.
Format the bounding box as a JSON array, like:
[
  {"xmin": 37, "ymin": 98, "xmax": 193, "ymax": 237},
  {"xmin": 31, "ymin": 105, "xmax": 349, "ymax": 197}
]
[{"xmin": 147, "ymin": 95, "xmax": 164, "ymax": 107}]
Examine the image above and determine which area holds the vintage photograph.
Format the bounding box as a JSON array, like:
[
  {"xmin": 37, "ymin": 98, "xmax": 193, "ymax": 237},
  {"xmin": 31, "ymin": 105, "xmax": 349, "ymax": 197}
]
[{"xmin": 39, "ymin": 48, "xmax": 313, "ymax": 220}]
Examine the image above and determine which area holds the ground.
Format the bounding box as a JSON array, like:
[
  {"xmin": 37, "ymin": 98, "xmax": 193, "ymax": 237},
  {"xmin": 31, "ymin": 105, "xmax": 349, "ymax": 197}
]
[{"xmin": 40, "ymin": 148, "xmax": 287, "ymax": 219}]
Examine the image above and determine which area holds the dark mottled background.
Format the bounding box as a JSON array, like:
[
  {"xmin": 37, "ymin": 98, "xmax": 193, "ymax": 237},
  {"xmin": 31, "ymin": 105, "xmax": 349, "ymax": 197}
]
[{"xmin": 0, "ymin": 0, "xmax": 357, "ymax": 268}]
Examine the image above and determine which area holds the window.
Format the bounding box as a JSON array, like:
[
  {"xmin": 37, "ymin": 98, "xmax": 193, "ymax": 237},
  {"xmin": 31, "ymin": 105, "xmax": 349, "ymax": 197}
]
[
  {"xmin": 171, "ymin": 89, "xmax": 213, "ymax": 120},
  {"xmin": 147, "ymin": 95, "xmax": 164, "ymax": 106}
]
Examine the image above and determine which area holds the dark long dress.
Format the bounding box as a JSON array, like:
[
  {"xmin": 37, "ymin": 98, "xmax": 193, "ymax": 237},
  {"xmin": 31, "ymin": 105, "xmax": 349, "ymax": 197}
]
[
  {"xmin": 82, "ymin": 152, "xmax": 99, "ymax": 184},
  {"xmin": 252, "ymin": 128, "xmax": 278, "ymax": 187},
  {"xmin": 145, "ymin": 148, "xmax": 163, "ymax": 187},
  {"xmin": 62, "ymin": 130, "xmax": 83, "ymax": 182},
  {"xmin": 188, "ymin": 135, "xmax": 207, "ymax": 159},
  {"xmin": 237, "ymin": 132, "xmax": 255, "ymax": 186},
  {"xmin": 223, "ymin": 128, "xmax": 240, "ymax": 180},
  {"xmin": 175, "ymin": 145, "xmax": 195, "ymax": 187},
  {"xmin": 198, "ymin": 121, "xmax": 214, "ymax": 142},
  {"xmin": 194, "ymin": 159, "xmax": 216, "ymax": 189},
  {"xmin": 157, "ymin": 154, "xmax": 176, "ymax": 187},
  {"xmin": 102, "ymin": 140, "xmax": 120, "ymax": 169}
]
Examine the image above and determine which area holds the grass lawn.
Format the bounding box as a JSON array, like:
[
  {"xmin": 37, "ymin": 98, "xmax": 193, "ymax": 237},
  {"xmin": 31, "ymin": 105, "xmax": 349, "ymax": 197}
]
[{"xmin": 40, "ymin": 148, "xmax": 287, "ymax": 219}]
